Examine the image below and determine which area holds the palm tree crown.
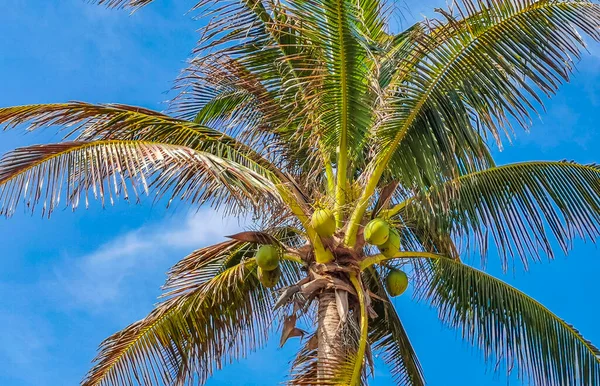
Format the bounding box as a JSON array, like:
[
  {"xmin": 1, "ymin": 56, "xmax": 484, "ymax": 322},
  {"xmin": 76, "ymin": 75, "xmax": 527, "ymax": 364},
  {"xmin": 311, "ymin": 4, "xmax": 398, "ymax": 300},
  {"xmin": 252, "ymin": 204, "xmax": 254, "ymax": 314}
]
[{"xmin": 1, "ymin": 0, "xmax": 600, "ymax": 384}]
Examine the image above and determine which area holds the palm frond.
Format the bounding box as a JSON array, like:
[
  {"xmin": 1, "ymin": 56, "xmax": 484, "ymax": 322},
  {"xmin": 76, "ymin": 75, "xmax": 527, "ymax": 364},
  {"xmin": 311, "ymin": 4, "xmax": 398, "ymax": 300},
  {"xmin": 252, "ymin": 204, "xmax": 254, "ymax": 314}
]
[
  {"xmin": 82, "ymin": 258, "xmax": 275, "ymax": 386},
  {"xmin": 171, "ymin": 55, "xmax": 293, "ymax": 161},
  {"xmin": 374, "ymin": 25, "xmax": 424, "ymax": 91},
  {"xmin": 349, "ymin": 0, "xmax": 600, "ymax": 234},
  {"xmin": 296, "ymin": 0, "xmax": 376, "ymax": 169},
  {"xmin": 308, "ymin": 0, "xmax": 371, "ymax": 217},
  {"xmin": 370, "ymin": 25, "xmax": 496, "ymax": 189},
  {"xmin": 192, "ymin": 91, "xmax": 255, "ymax": 127},
  {"xmin": 171, "ymin": 0, "xmax": 333, "ymax": 183},
  {"xmin": 0, "ymin": 103, "xmax": 288, "ymax": 176},
  {"xmin": 415, "ymin": 257, "xmax": 600, "ymax": 386},
  {"xmin": 378, "ymin": 0, "xmax": 600, "ymax": 159},
  {"xmin": 164, "ymin": 239, "xmax": 249, "ymax": 294},
  {"xmin": 165, "ymin": 226, "xmax": 306, "ymax": 296},
  {"xmin": 397, "ymin": 161, "xmax": 600, "ymax": 269},
  {"xmin": 172, "ymin": 49, "xmax": 283, "ymax": 125},
  {"xmin": 190, "ymin": 0, "xmax": 356, "ymax": 186},
  {"xmin": 184, "ymin": 0, "xmax": 309, "ymax": 114},
  {"xmin": 0, "ymin": 140, "xmax": 281, "ymax": 217}
]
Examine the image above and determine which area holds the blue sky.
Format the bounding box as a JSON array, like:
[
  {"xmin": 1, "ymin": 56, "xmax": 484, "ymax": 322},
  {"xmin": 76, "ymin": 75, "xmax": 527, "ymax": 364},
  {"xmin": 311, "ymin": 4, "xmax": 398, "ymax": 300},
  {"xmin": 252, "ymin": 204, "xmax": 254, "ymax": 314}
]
[{"xmin": 0, "ymin": 1, "xmax": 599, "ymax": 385}]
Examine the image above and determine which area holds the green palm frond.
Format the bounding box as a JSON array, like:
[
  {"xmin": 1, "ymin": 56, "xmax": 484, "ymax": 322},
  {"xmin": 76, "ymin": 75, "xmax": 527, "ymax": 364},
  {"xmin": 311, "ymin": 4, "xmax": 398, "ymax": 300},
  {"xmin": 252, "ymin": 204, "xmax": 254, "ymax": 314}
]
[
  {"xmin": 364, "ymin": 268, "xmax": 425, "ymax": 386},
  {"xmin": 172, "ymin": 17, "xmax": 287, "ymax": 127},
  {"xmin": 394, "ymin": 161, "xmax": 600, "ymax": 269},
  {"xmin": 169, "ymin": 0, "xmax": 331, "ymax": 181},
  {"xmin": 347, "ymin": 0, "xmax": 600, "ymax": 241},
  {"xmin": 171, "ymin": 55, "xmax": 299, "ymax": 164},
  {"xmin": 374, "ymin": 25, "xmax": 424, "ymax": 90},
  {"xmin": 164, "ymin": 239, "xmax": 249, "ymax": 293},
  {"xmin": 165, "ymin": 226, "xmax": 306, "ymax": 297},
  {"xmin": 371, "ymin": 25, "xmax": 495, "ymax": 189},
  {"xmin": 0, "ymin": 140, "xmax": 281, "ymax": 217},
  {"xmin": 187, "ymin": 0, "xmax": 311, "ymax": 107},
  {"xmin": 191, "ymin": 91, "xmax": 253, "ymax": 127},
  {"xmin": 0, "ymin": 103, "xmax": 287, "ymax": 176},
  {"xmin": 190, "ymin": 0, "xmax": 296, "ymax": 68},
  {"xmin": 385, "ymin": 117, "xmax": 496, "ymax": 190},
  {"xmin": 415, "ymin": 257, "xmax": 600, "ymax": 386},
  {"xmin": 82, "ymin": 258, "xmax": 273, "ymax": 386},
  {"xmin": 378, "ymin": 0, "xmax": 600, "ymax": 162},
  {"xmin": 294, "ymin": 0, "xmax": 377, "ymax": 218}
]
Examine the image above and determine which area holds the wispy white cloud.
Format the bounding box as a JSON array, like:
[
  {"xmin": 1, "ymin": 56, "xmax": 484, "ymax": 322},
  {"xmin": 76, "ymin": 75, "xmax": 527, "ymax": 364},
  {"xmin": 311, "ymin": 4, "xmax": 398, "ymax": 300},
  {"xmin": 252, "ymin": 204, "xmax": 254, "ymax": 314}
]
[{"xmin": 44, "ymin": 209, "xmax": 246, "ymax": 313}]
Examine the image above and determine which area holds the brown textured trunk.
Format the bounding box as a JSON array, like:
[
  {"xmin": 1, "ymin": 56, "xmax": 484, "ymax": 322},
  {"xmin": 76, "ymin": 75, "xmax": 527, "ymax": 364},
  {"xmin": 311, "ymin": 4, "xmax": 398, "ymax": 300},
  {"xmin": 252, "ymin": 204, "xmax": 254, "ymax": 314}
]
[{"xmin": 317, "ymin": 290, "xmax": 344, "ymax": 380}]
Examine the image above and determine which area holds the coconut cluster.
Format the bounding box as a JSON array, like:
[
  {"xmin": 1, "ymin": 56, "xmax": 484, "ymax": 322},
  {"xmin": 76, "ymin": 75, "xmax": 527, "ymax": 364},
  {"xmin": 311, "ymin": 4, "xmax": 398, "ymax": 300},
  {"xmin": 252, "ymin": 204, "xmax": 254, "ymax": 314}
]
[
  {"xmin": 364, "ymin": 218, "xmax": 401, "ymax": 257},
  {"xmin": 364, "ymin": 218, "xmax": 408, "ymax": 297},
  {"xmin": 255, "ymin": 244, "xmax": 281, "ymax": 288},
  {"xmin": 254, "ymin": 212, "xmax": 408, "ymax": 296}
]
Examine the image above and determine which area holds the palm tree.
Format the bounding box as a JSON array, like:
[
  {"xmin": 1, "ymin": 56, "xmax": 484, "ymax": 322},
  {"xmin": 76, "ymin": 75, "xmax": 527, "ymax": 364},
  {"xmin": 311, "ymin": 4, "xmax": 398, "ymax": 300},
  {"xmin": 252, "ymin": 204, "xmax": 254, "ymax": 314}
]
[{"xmin": 1, "ymin": 0, "xmax": 600, "ymax": 384}]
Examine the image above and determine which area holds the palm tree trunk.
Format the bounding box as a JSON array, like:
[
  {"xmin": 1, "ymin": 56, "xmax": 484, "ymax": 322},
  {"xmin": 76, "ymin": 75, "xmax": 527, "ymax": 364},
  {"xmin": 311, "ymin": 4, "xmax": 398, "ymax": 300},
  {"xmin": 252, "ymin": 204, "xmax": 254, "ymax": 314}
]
[{"xmin": 317, "ymin": 290, "xmax": 343, "ymax": 380}]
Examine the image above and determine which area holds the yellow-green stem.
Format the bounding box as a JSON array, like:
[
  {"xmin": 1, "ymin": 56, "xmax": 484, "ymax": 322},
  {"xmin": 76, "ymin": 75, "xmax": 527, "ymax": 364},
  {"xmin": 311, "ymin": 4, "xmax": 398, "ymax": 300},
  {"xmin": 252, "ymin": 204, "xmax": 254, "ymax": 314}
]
[
  {"xmin": 349, "ymin": 274, "xmax": 368, "ymax": 386},
  {"xmin": 378, "ymin": 199, "xmax": 410, "ymax": 219},
  {"xmin": 344, "ymin": 158, "xmax": 388, "ymax": 246},
  {"xmin": 276, "ymin": 184, "xmax": 333, "ymax": 263},
  {"xmin": 359, "ymin": 251, "xmax": 445, "ymax": 271},
  {"xmin": 282, "ymin": 253, "xmax": 306, "ymax": 265},
  {"xmin": 335, "ymin": 146, "xmax": 347, "ymax": 228}
]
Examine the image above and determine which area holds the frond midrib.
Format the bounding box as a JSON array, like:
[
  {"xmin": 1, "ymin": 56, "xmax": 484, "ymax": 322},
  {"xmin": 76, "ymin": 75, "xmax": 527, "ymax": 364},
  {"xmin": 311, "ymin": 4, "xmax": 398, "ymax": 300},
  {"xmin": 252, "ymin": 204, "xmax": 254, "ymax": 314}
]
[{"xmin": 334, "ymin": 0, "xmax": 351, "ymax": 227}]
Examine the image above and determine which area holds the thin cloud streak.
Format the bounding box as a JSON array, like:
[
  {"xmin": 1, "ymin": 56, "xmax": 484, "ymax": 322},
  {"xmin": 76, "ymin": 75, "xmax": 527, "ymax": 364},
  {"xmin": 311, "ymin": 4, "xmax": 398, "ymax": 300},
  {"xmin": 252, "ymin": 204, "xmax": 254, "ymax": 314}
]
[{"xmin": 44, "ymin": 209, "xmax": 246, "ymax": 310}]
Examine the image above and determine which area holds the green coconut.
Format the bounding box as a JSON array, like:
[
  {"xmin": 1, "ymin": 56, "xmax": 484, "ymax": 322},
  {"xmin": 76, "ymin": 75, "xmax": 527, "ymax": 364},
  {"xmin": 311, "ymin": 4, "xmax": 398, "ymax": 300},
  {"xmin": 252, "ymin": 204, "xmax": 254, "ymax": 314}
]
[
  {"xmin": 311, "ymin": 208, "xmax": 336, "ymax": 237},
  {"xmin": 364, "ymin": 218, "xmax": 390, "ymax": 246},
  {"xmin": 255, "ymin": 245, "xmax": 280, "ymax": 271},
  {"xmin": 257, "ymin": 266, "xmax": 281, "ymax": 288},
  {"xmin": 378, "ymin": 227, "xmax": 401, "ymax": 258},
  {"xmin": 385, "ymin": 269, "xmax": 409, "ymax": 297}
]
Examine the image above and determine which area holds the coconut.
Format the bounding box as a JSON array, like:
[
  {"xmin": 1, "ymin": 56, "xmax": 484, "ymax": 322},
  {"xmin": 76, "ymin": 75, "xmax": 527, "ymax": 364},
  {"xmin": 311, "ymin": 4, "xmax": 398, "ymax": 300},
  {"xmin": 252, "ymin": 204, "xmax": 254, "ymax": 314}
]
[
  {"xmin": 255, "ymin": 245, "xmax": 280, "ymax": 271},
  {"xmin": 385, "ymin": 269, "xmax": 408, "ymax": 297},
  {"xmin": 364, "ymin": 218, "xmax": 390, "ymax": 246},
  {"xmin": 311, "ymin": 208, "xmax": 336, "ymax": 237},
  {"xmin": 258, "ymin": 266, "xmax": 281, "ymax": 288},
  {"xmin": 378, "ymin": 227, "xmax": 401, "ymax": 258}
]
